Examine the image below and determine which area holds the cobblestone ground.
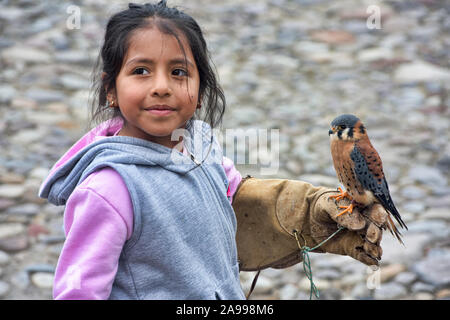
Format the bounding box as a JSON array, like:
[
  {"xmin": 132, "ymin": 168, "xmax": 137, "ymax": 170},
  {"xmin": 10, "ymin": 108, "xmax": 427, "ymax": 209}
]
[{"xmin": 0, "ymin": 0, "xmax": 449, "ymax": 299}]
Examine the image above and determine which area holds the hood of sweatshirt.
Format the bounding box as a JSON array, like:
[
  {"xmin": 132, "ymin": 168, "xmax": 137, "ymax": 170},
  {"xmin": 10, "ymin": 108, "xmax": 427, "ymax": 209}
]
[{"xmin": 38, "ymin": 118, "xmax": 222, "ymax": 206}]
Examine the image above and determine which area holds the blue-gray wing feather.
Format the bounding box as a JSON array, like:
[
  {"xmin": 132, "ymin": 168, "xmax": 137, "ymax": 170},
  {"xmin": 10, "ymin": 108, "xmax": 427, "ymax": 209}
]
[{"xmin": 350, "ymin": 146, "xmax": 407, "ymax": 229}]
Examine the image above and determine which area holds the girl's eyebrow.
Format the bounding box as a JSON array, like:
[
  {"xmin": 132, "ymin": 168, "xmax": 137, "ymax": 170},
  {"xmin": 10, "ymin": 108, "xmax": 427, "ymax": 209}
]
[{"xmin": 125, "ymin": 57, "xmax": 195, "ymax": 68}]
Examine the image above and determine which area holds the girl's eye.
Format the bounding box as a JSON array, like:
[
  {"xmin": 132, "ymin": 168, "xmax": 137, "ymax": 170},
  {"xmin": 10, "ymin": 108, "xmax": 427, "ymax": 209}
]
[
  {"xmin": 133, "ymin": 67, "xmax": 149, "ymax": 75},
  {"xmin": 172, "ymin": 68, "xmax": 188, "ymax": 77}
]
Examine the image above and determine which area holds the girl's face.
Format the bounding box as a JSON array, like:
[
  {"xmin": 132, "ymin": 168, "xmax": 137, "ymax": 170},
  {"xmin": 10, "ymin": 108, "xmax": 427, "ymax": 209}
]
[{"xmin": 113, "ymin": 27, "xmax": 200, "ymax": 149}]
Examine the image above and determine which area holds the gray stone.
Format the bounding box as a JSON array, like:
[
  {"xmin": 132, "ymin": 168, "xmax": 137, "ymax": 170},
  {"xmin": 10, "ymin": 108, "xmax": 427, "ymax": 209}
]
[
  {"xmin": 31, "ymin": 272, "xmax": 54, "ymax": 289},
  {"xmin": 421, "ymin": 208, "xmax": 449, "ymax": 220},
  {"xmin": 59, "ymin": 74, "xmax": 91, "ymax": 90},
  {"xmin": 320, "ymin": 287, "xmax": 342, "ymax": 300},
  {"xmin": 0, "ymin": 223, "xmax": 25, "ymax": 239},
  {"xmin": 357, "ymin": 47, "xmax": 395, "ymax": 62},
  {"xmin": 425, "ymin": 195, "xmax": 450, "ymax": 209},
  {"xmin": 0, "ymin": 198, "xmax": 15, "ymax": 210},
  {"xmin": 381, "ymin": 233, "xmax": 430, "ymax": 264},
  {"xmin": 298, "ymin": 174, "xmax": 338, "ymax": 188},
  {"xmin": 38, "ymin": 235, "xmax": 66, "ymax": 244},
  {"xmin": 5, "ymin": 203, "xmax": 40, "ymax": 216},
  {"xmin": 25, "ymin": 264, "xmax": 55, "ymax": 274},
  {"xmin": 394, "ymin": 272, "xmax": 417, "ymax": 286},
  {"xmin": 411, "ymin": 282, "xmax": 435, "ymax": 293},
  {"xmin": 390, "ymin": 88, "xmax": 425, "ymax": 110},
  {"xmin": 0, "ymin": 6, "xmax": 24, "ymax": 21},
  {"xmin": 54, "ymin": 51, "xmax": 93, "ymax": 65},
  {"xmin": 10, "ymin": 128, "xmax": 47, "ymax": 145},
  {"xmin": 350, "ymin": 282, "xmax": 371, "ymax": 299},
  {"xmin": 230, "ymin": 107, "xmax": 265, "ymax": 125},
  {"xmin": 29, "ymin": 167, "xmax": 51, "ymax": 180},
  {"xmin": 0, "ymin": 184, "xmax": 26, "ymax": 198},
  {"xmin": 0, "ymin": 250, "xmax": 11, "ymax": 266},
  {"xmin": 1, "ymin": 46, "xmax": 51, "ymax": 63},
  {"xmin": 0, "ymin": 85, "xmax": 17, "ymax": 105},
  {"xmin": 414, "ymin": 292, "xmax": 434, "ymax": 300},
  {"xmin": 374, "ymin": 283, "xmax": 407, "ymax": 299},
  {"xmin": 25, "ymin": 89, "xmax": 65, "ymax": 103},
  {"xmin": 408, "ymin": 165, "xmax": 447, "ymax": 187},
  {"xmin": 0, "ymin": 280, "xmax": 10, "ymax": 298},
  {"xmin": 402, "ymin": 201, "xmax": 425, "ymax": 214},
  {"xmin": 394, "ymin": 61, "xmax": 450, "ymax": 84},
  {"xmin": 10, "ymin": 271, "xmax": 30, "ymax": 290},
  {"xmin": 314, "ymin": 268, "xmax": 341, "ymax": 280},
  {"xmin": 413, "ymin": 248, "xmax": 450, "ymax": 288},
  {"xmin": 279, "ymin": 283, "xmax": 300, "ymax": 300},
  {"xmin": 400, "ymin": 185, "xmax": 427, "ymax": 200},
  {"xmin": 30, "ymin": 18, "xmax": 54, "ymax": 34},
  {"xmin": 407, "ymin": 219, "xmax": 450, "ymax": 238},
  {"xmin": 0, "ymin": 235, "xmax": 29, "ymax": 252}
]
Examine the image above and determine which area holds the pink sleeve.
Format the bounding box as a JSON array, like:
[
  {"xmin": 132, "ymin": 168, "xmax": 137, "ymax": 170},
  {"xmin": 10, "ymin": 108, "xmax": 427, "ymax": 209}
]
[
  {"xmin": 222, "ymin": 156, "xmax": 242, "ymax": 203},
  {"xmin": 54, "ymin": 168, "xmax": 133, "ymax": 300}
]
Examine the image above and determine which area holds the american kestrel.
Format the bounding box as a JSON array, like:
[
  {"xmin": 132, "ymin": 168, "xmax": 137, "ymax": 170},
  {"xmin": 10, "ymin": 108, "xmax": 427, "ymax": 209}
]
[{"xmin": 328, "ymin": 114, "xmax": 408, "ymax": 243}]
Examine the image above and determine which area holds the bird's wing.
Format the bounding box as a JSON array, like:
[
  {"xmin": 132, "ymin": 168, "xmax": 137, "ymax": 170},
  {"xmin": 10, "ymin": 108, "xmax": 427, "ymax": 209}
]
[{"xmin": 350, "ymin": 142, "xmax": 408, "ymax": 231}]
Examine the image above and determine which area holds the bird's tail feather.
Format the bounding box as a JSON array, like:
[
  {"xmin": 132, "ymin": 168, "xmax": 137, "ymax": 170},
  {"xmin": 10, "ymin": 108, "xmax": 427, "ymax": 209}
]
[
  {"xmin": 389, "ymin": 203, "xmax": 408, "ymax": 230},
  {"xmin": 377, "ymin": 193, "xmax": 408, "ymax": 230},
  {"xmin": 386, "ymin": 214, "xmax": 405, "ymax": 246}
]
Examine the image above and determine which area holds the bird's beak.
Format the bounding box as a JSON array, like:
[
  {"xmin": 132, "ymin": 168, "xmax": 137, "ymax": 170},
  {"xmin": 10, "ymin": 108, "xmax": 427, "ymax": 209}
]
[{"xmin": 328, "ymin": 129, "xmax": 334, "ymax": 136}]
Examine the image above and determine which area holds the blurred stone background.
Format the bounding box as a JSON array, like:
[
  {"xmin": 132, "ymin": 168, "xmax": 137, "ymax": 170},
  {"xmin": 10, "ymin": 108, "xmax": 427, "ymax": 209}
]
[{"xmin": 0, "ymin": 0, "xmax": 449, "ymax": 299}]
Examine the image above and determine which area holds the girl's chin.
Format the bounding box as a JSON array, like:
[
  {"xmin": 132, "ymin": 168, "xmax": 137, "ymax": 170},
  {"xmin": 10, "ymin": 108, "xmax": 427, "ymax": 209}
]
[
  {"xmin": 119, "ymin": 122, "xmax": 189, "ymax": 147},
  {"xmin": 142, "ymin": 130, "xmax": 184, "ymax": 147}
]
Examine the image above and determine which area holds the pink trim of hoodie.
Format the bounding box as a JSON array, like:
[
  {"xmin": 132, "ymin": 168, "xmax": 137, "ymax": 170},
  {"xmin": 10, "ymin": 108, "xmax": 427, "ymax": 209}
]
[{"xmin": 51, "ymin": 119, "xmax": 242, "ymax": 299}]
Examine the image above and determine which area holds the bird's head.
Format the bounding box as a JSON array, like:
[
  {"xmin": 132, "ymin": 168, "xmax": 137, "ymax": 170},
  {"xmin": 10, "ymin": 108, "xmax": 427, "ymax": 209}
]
[{"xmin": 329, "ymin": 114, "xmax": 366, "ymax": 141}]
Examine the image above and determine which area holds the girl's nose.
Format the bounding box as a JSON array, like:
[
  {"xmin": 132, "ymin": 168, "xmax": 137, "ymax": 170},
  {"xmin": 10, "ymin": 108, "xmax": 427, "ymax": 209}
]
[{"xmin": 151, "ymin": 72, "xmax": 171, "ymax": 97}]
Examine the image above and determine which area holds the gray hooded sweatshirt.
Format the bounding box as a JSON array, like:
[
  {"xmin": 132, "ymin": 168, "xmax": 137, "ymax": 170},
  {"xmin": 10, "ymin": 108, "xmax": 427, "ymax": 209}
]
[{"xmin": 39, "ymin": 120, "xmax": 245, "ymax": 299}]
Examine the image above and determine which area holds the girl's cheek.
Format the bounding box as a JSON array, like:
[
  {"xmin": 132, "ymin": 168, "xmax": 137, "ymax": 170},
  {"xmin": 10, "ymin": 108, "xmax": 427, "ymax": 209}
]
[{"xmin": 120, "ymin": 83, "xmax": 145, "ymax": 102}]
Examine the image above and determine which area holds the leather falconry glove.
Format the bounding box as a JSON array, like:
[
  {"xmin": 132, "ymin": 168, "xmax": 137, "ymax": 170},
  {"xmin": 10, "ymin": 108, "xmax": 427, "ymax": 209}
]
[{"xmin": 232, "ymin": 177, "xmax": 388, "ymax": 272}]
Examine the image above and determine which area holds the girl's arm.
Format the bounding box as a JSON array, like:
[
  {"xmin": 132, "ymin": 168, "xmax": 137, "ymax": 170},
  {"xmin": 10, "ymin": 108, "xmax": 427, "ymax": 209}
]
[
  {"xmin": 222, "ymin": 156, "xmax": 242, "ymax": 203},
  {"xmin": 54, "ymin": 168, "xmax": 133, "ymax": 300}
]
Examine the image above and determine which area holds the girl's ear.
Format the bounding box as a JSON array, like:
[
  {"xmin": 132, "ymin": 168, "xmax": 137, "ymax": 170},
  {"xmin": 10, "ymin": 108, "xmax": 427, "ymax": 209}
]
[
  {"xmin": 102, "ymin": 72, "xmax": 117, "ymax": 105},
  {"xmin": 197, "ymin": 94, "xmax": 202, "ymax": 108}
]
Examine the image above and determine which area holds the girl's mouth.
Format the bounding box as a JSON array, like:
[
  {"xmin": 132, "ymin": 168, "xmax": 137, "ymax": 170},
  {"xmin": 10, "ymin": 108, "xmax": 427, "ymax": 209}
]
[{"xmin": 145, "ymin": 105, "xmax": 176, "ymax": 116}]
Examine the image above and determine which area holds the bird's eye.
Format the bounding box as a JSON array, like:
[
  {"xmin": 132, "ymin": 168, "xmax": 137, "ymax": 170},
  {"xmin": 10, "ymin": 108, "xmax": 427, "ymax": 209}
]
[{"xmin": 338, "ymin": 125, "xmax": 346, "ymax": 130}]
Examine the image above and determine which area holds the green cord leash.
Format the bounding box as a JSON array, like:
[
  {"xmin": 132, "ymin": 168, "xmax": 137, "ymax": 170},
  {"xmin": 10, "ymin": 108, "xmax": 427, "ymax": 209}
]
[
  {"xmin": 245, "ymin": 226, "xmax": 345, "ymax": 300},
  {"xmin": 293, "ymin": 226, "xmax": 345, "ymax": 300}
]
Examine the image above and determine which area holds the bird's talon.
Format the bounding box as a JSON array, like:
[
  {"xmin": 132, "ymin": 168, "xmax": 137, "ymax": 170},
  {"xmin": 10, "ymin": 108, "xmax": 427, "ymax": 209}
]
[
  {"xmin": 336, "ymin": 203, "xmax": 354, "ymax": 217},
  {"xmin": 328, "ymin": 187, "xmax": 352, "ymax": 202}
]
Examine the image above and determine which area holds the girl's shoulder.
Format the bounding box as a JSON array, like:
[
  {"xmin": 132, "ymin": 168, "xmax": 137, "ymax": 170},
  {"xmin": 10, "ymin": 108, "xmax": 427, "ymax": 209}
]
[
  {"xmin": 75, "ymin": 167, "xmax": 133, "ymax": 227},
  {"xmin": 78, "ymin": 167, "xmax": 126, "ymax": 195}
]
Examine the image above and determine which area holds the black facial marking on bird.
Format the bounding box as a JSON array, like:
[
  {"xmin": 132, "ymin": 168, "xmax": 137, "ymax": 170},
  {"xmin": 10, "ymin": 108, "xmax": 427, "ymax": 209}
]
[
  {"xmin": 359, "ymin": 125, "xmax": 365, "ymax": 134},
  {"xmin": 347, "ymin": 127, "xmax": 354, "ymax": 138}
]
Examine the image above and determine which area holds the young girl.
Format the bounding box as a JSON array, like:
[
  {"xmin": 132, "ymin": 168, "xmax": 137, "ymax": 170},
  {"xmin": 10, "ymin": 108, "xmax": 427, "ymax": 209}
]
[
  {"xmin": 40, "ymin": 1, "xmax": 243, "ymax": 299},
  {"xmin": 40, "ymin": 1, "xmax": 387, "ymax": 300}
]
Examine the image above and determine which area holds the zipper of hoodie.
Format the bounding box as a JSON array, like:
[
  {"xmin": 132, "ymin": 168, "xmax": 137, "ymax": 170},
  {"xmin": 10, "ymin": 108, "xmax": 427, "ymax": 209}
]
[
  {"xmin": 186, "ymin": 138, "xmax": 236, "ymax": 264},
  {"xmin": 199, "ymin": 165, "xmax": 236, "ymax": 262}
]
